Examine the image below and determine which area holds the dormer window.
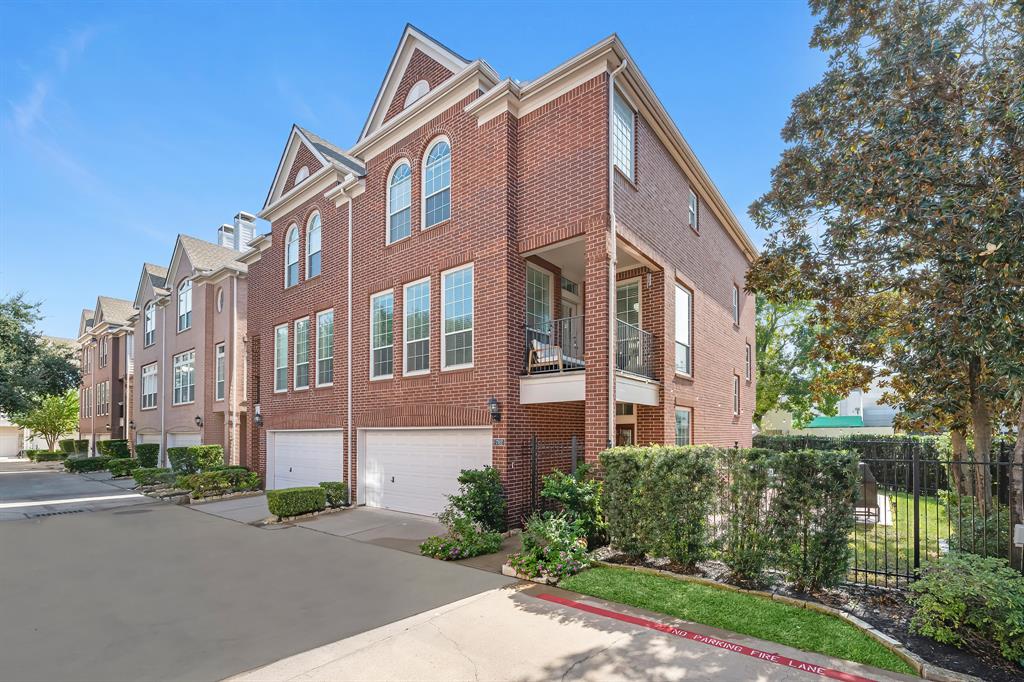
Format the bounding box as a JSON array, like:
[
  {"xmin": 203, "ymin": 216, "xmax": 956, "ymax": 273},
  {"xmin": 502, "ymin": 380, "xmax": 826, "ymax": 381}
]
[
  {"xmin": 295, "ymin": 165, "xmax": 310, "ymax": 185},
  {"xmin": 404, "ymin": 80, "xmax": 430, "ymax": 108},
  {"xmin": 177, "ymin": 279, "xmax": 192, "ymax": 331},
  {"xmin": 423, "ymin": 138, "xmax": 451, "ymax": 228},
  {"xmin": 285, "ymin": 225, "xmax": 299, "ymax": 287}
]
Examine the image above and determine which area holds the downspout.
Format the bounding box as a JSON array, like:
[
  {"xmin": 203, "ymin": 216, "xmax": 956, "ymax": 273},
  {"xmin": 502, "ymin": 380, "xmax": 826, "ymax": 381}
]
[
  {"xmin": 159, "ymin": 305, "xmax": 166, "ymax": 466},
  {"xmin": 230, "ymin": 276, "xmax": 238, "ymax": 465},
  {"xmin": 607, "ymin": 58, "xmax": 628, "ymax": 446},
  {"xmin": 346, "ymin": 197, "xmax": 353, "ymax": 502},
  {"xmin": 124, "ymin": 332, "xmax": 130, "ymax": 446}
]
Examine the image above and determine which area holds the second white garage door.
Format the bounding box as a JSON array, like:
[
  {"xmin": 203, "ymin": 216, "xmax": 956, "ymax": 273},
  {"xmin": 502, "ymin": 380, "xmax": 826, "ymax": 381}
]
[
  {"xmin": 269, "ymin": 430, "xmax": 344, "ymax": 490},
  {"xmin": 364, "ymin": 428, "xmax": 492, "ymax": 517},
  {"xmin": 0, "ymin": 427, "xmax": 21, "ymax": 457}
]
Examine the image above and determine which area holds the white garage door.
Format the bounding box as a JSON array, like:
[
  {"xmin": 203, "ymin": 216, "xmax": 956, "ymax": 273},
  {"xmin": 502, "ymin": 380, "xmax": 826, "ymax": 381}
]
[
  {"xmin": 364, "ymin": 428, "xmax": 492, "ymax": 517},
  {"xmin": 0, "ymin": 428, "xmax": 21, "ymax": 457},
  {"xmin": 270, "ymin": 430, "xmax": 343, "ymax": 490},
  {"xmin": 136, "ymin": 433, "xmax": 161, "ymax": 445}
]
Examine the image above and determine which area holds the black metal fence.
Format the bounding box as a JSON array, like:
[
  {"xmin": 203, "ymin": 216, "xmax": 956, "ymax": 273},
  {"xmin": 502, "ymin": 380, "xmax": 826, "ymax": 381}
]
[
  {"xmin": 524, "ymin": 316, "xmax": 586, "ymax": 374},
  {"xmin": 526, "ymin": 436, "xmax": 580, "ymax": 518},
  {"xmin": 616, "ymin": 320, "xmax": 655, "ymax": 379}
]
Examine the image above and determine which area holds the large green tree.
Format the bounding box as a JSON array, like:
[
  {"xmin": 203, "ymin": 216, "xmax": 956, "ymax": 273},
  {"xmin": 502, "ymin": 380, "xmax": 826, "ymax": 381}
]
[
  {"xmin": 13, "ymin": 390, "xmax": 79, "ymax": 451},
  {"xmin": 0, "ymin": 294, "xmax": 81, "ymax": 416},
  {"xmin": 748, "ymin": 0, "xmax": 1023, "ymax": 525}
]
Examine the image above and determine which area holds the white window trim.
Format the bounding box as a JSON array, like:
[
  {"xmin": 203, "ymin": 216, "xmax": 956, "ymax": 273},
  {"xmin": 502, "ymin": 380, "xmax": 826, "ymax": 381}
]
[
  {"xmin": 274, "ymin": 324, "xmax": 288, "ymax": 393},
  {"xmin": 315, "ymin": 308, "xmax": 334, "ymax": 387},
  {"xmin": 370, "ymin": 289, "xmax": 395, "ymax": 380},
  {"xmin": 295, "ymin": 165, "xmax": 310, "ymax": 184},
  {"xmin": 689, "ymin": 190, "xmax": 700, "ymax": 232},
  {"xmin": 612, "ymin": 88, "xmax": 635, "ymax": 180},
  {"xmin": 141, "ymin": 363, "xmax": 158, "ymax": 410},
  {"xmin": 172, "ymin": 350, "xmax": 196, "ymax": 406},
  {"xmin": 441, "ymin": 263, "xmax": 474, "ymax": 371},
  {"xmin": 305, "ymin": 212, "xmax": 321, "ymax": 280},
  {"xmin": 733, "ymin": 375, "xmax": 741, "ymax": 415},
  {"xmin": 284, "ymin": 224, "xmax": 299, "ymax": 288},
  {"xmin": 144, "ymin": 302, "xmax": 156, "ymax": 346},
  {"xmin": 675, "ymin": 406, "xmax": 692, "ymax": 446},
  {"xmin": 403, "ymin": 277, "xmax": 431, "ymax": 377},
  {"xmin": 386, "ymin": 158, "xmax": 412, "ymax": 246},
  {"xmin": 674, "ymin": 283, "xmax": 692, "ymax": 377},
  {"xmin": 526, "ymin": 265, "xmax": 554, "ymax": 330},
  {"xmin": 293, "ymin": 317, "xmax": 310, "ymax": 391},
  {"xmin": 214, "ymin": 343, "xmax": 226, "ymax": 401},
  {"xmin": 616, "ymin": 277, "xmax": 643, "ymax": 329},
  {"xmin": 421, "ymin": 135, "xmax": 451, "ymax": 231},
  {"xmin": 745, "ymin": 343, "xmax": 752, "ymax": 381},
  {"xmin": 177, "ymin": 279, "xmax": 192, "ymax": 332},
  {"xmin": 732, "ymin": 284, "xmax": 741, "ymax": 326}
]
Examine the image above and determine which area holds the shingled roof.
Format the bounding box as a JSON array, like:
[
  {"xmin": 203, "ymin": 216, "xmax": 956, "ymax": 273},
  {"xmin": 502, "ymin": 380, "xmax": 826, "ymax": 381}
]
[
  {"xmin": 143, "ymin": 262, "xmax": 169, "ymax": 294},
  {"xmin": 96, "ymin": 296, "xmax": 136, "ymax": 327},
  {"xmin": 296, "ymin": 125, "xmax": 366, "ymax": 177},
  {"xmin": 178, "ymin": 234, "xmax": 247, "ymax": 275}
]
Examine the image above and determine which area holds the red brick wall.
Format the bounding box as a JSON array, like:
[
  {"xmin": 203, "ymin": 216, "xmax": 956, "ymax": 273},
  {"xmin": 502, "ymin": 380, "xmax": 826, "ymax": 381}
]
[
  {"xmin": 286, "ymin": 142, "xmax": 324, "ymax": 193},
  {"xmin": 382, "ymin": 49, "xmax": 454, "ymax": 124}
]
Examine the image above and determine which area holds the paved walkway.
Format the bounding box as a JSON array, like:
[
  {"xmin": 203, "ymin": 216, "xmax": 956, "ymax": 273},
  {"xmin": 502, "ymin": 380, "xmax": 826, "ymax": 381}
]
[{"xmin": 0, "ymin": 457, "xmax": 150, "ymax": 520}]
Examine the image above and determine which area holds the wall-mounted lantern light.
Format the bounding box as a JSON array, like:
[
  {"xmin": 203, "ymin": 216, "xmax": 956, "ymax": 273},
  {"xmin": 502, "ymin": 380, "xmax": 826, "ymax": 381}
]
[
  {"xmin": 487, "ymin": 397, "xmax": 501, "ymax": 422},
  {"xmin": 128, "ymin": 420, "xmax": 135, "ymax": 431},
  {"xmin": 195, "ymin": 416, "xmax": 203, "ymax": 428}
]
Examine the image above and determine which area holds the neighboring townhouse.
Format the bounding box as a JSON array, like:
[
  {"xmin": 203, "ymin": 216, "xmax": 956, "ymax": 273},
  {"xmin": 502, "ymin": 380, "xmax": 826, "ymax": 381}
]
[
  {"xmin": 77, "ymin": 298, "xmax": 135, "ymax": 454},
  {"xmin": 130, "ymin": 217, "xmax": 251, "ymax": 467},
  {"xmin": 244, "ymin": 26, "xmax": 757, "ymax": 522}
]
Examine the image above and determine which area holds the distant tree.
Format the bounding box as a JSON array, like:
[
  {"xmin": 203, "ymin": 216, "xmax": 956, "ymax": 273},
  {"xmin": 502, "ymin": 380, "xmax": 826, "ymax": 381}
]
[
  {"xmin": 0, "ymin": 294, "xmax": 80, "ymax": 416},
  {"xmin": 13, "ymin": 390, "xmax": 78, "ymax": 451}
]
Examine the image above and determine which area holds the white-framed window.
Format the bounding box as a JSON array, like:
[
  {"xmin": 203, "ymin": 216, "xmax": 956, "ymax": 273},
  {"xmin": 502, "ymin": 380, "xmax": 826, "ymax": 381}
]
[
  {"xmin": 294, "ymin": 317, "xmax": 310, "ymax": 390},
  {"xmin": 745, "ymin": 343, "xmax": 752, "ymax": 381},
  {"xmin": 387, "ymin": 160, "xmax": 412, "ymax": 244},
  {"xmin": 141, "ymin": 363, "xmax": 158, "ymax": 410},
  {"xmin": 732, "ymin": 284, "xmax": 740, "ymax": 325},
  {"xmin": 96, "ymin": 381, "xmax": 107, "ymax": 415},
  {"xmin": 215, "ymin": 343, "xmax": 226, "ymax": 401},
  {"xmin": 404, "ymin": 278, "xmax": 430, "ymax": 375},
  {"xmin": 172, "ymin": 350, "xmax": 195, "ymax": 405},
  {"xmin": 143, "ymin": 302, "xmax": 156, "ymax": 346},
  {"xmin": 216, "ymin": 287, "xmax": 224, "ymax": 312},
  {"xmin": 177, "ymin": 279, "xmax": 192, "ymax": 331},
  {"xmin": 99, "ymin": 337, "xmax": 108, "ymax": 367},
  {"xmin": 404, "ymin": 79, "xmax": 430, "ymax": 107},
  {"xmin": 295, "ymin": 165, "xmax": 310, "ymax": 184},
  {"xmin": 274, "ymin": 324, "xmax": 288, "ymax": 393},
  {"xmin": 442, "ymin": 264, "xmax": 473, "ymax": 369},
  {"xmin": 86, "ymin": 387, "xmax": 92, "ymax": 417},
  {"xmin": 422, "ymin": 138, "xmax": 451, "ymax": 228},
  {"xmin": 285, "ymin": 225, "xmax": 299, "ymax": 287},
  {"xmin": 675, "ymin": 407, "xmax": 692, "ymax": 446},
  {"xmin": 526, "ymin": 266, "xmax": 552, "ymax": 331},
  {"xmin": 612, "ymin": 89, "xmax": 635, "ymax": 179},
  {"xmin": 316, "ymin": 309, "xmax": 334, "ymax": 386},
  {"xmin": 675, "ymin": 284, "xmax": 692, "ymax": 375},
  {"xmin": 616, "ymin": 281, "xmax": 640, "ymax": 327},
  {"xmin": 306, "ymin": 212, "xmax": 321, "ymax": 279},
  {"xmin": 371, "ymin": 290, "xmax": 394, "ymax": 379},
  {"xmin": 733, "ymin": 375, "xmax": 741, "ymax": 415},
  {"xmin": 688, "ymin": 190, "xmax": 699, "ymax": 232}
]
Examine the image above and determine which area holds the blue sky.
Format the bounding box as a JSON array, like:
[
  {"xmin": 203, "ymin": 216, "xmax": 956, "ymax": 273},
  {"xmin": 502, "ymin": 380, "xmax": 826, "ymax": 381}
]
[{"xmin": 0, "ymin": 1, "xmax": 826, "ymax": 339}]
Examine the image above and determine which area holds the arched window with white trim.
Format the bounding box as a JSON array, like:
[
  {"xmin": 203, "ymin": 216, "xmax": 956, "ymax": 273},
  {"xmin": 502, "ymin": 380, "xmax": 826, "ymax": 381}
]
[
  {"xmin": 295, "ymin": 165, "xmax": 310, "ymax": 185},
  {"xmin": 177, "ymin": 280, "xmax": 192, "ymax": 331},
  {"xmin": 306, "ymin": 212, "xmax": 321, "ymax": 278},
  {"xmin": 285, "ymin": 225, "xmax": 299, "ymax": 287},
  {"xmin": 388, "ymin": 161, "xmax": 412, "ymax": 244},
  {"xmin": 422, "ymin": 138, "xmax": 451, "ymax": 228}
]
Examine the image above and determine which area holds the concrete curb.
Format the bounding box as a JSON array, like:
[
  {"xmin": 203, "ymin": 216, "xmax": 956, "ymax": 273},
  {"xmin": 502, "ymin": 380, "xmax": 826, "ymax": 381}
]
[
  {"xmin": 594, "ymin": 561, "xmax": 981, "ymax": 682},
  {"xmin": 257, "ymin": 504, "xmax": 352, "ymax": 526}
]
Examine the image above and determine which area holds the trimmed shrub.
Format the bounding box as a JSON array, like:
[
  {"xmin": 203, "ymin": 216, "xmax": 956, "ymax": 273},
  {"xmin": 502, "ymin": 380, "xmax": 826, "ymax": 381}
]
[
  {"xmin": 598, "ymin": 446, "xmax": 649, "ymax": 559},
  {"xmin": 419, "ymin": 514, "xmax": 503, "ymax": 561},
  {"xmin": 133, "ymin": 467, "xmax": 172, "ymax": 486},
  {"xmin": 65, "ymin": 456, "xmax": 111, "ymax": 473},
  {"xmin": 72, "ymin": 439, "xmax": 89, "ymax": 454},
  {"xmin": 108, "ymin": 458, "xmax": 139, "ymax": 478},
  {"xmin": 267, "ymin": 486, "xmax": 326, "ymax": 518},
  {"xmin": 320, "ymin": 482, "xmax": 348, "ymax": 508},
  {"xmin": 540, "ymin": 464, "xmax": 606, "ymax": 549},
  {"xmin": 449, "ymin": 466, "xmax": 506, "ymax": 532},
  {"xmin": 910, "ymin": 552, "xmax": 1024, "ymax": 664},
  {"xmin": 97, "ymin": 439, "xmax": 130, "ymax": 458},
  {"xmin": 167, "ymin": 444, "xmax": 224, "ymax": 474},
  {"xmin": 166, "ymin": 447, "xmax": 190, "ymax": 472},
  {"xmin": 176, "ymin": 468, "xmax": 261, "ymax": 498},
  {"xmin": 135, "ymin": 443, "xmax": 160, "ymax": 468},
  {"xmin": 508, "ymin": 512, "xmax": 589, "ymax": 580},
  {"xmin": 59, "ymin": 439, "xmax": 76, "ymax": 454},
  {"xmin": 27, "ymin": 449, "xmax": 64, "ymax": 461},
  {"xmin": 718, "ymin": 447, "xmax": 775, "ymax": 585}
]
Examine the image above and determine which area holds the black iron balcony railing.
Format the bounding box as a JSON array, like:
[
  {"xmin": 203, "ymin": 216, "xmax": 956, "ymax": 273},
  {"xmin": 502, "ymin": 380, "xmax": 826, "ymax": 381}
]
[
  {"xmin": 525, "ymin": 315, "xmax": 585, "ymax": 374},
  {"xmin": 616, "ymin": 320, "xmax": 655, "ymax": 379}
]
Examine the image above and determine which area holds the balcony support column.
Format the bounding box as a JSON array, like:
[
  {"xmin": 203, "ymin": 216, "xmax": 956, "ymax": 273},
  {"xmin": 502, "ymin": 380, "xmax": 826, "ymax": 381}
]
[{"xmin": 583, "ymin": 227, "xmax": 613, "ymax": 461}]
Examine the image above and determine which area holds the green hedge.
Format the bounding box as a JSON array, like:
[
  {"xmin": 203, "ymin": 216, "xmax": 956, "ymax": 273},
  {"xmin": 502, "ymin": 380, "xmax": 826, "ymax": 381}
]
[
  {"xmin": 319, "ymin": 481, "xmax": 348, "ymax": 508},
  {"xmin": 176, "ymin": 468, "xmax": 262, "ymax": 499},
  {"xmin": 267, "ymin": 487, "xmax": 326, "ymax": 518},
  {"xmin": 135, "ymin": 443, "xmax": 160, "ymax": 468},
  {"xmin": 26, "ymin": 449, "xmax": 65, "ymax": 462},
  {"xmin": 167, "ymin": 444, "xmax": 224, "ymax": 473},
  {"xmin": 96, "ymin": 440, "xmax": 131, "ymax": 458},
  {"xmin": 65, "ymin": 456, "xmax": 112, "ymax": 473},
  {"xmin": 133, "ymin": 467, "xmax": 171, "ymax": 486},
  {"xmin": 108, "ymin": 458, "xmax": 139, "ymax": 478},
  {"xmin": 59, "ymin": 439, "xmax": 76, "ymax": 454}
]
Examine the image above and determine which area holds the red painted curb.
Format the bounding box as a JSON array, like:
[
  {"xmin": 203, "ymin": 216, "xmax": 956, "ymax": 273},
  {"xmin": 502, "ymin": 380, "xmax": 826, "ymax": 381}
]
[{"xmin": 534, "ymin": 593, "xmax": 881, "ymax": 682}]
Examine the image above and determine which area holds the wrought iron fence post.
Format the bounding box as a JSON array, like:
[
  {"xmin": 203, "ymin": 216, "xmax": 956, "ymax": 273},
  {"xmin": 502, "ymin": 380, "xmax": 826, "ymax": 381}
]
[
  {"xmin": 530, "ymin": 436, "xmax": 538, "ymax": 513},
  {"xmin": 570, "ymin": 435, "xmax": 578, "ymax": 474},
  {"xmin": 912, "ymin": 442, "xmax": 921, "ymax": 574}
]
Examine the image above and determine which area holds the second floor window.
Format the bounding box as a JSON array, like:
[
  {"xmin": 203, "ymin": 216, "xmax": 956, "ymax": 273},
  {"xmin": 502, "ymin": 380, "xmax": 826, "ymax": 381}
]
[
  {"xmin": 675, "ymin": 284, "xmax": 692, "ymax": 375},
  {"xmin": 613, "ymin": 89, "xmax": 635, "ymax": 179},
  {"xmin": 442, "ymin": 264, "xmax": 473, "ymax": 369},
  {"xmin": 616, "ymin": 281, "xmax": 640, "ymax": 328},
  {"xmin": 177, "ymin": 280, "xmax": 192, "ymax": 331},
  {"xmin": 215, "ymin": 343, "xmax": 226, "ymax": 401},
  {"xmin": 388, "ymin": 161, "xmax": 412, "ymax": 243},
  {"xmin": 316, "ymin": 309, "xmax": 334, "ymax": 386},
  {"xmin": 733, "ymin": 375, "xmax": 741, "ymax": 415},
  {"xmin": 285, "ymin": 225, "xmax": 299, "ymax": 287},
  {"xmin": 141, "ymin": 363, "xmax": 157, "ymax": 409},
  {"xmin": 371, "ymin": 291, "xmax": 394, "ymax": 379},
  {"xmin": 745, "ymin": 343, "xmax": 752, "ymax": 381},
  {"xmin": 689, "ymin": 190, "xmax": 699, "ymax": 232},
  {"xmin": 99, "ymin": 337, "xmax": 108, "ymax": 367},
  {"xmin": 294, "ymin": 318, "xmax": 309, "ymax": 389},
  {"xmin": 732, "ymin": 284, "xmax": 741, "ymax": 326},
  {"xmin": 306, "ymin": 213, "xmax": 321, "ymax": 278},
  {"xmin": 404, "ymin": 279, "xmax": 430, "ymax": 375},
  {"xmin": 144, "ymin": 302, "xmax": 156, "ymax": 346},
  {"xmin": 274, "ymin": 324, "xmax": 288, "ymax": 392},
  {"xmin": 423, "ymin": 139, "xmax": 451, "ymax": 228},
  {"xmin": 173, "ymin": 350, "xmax": 195, "ymax": 405}
]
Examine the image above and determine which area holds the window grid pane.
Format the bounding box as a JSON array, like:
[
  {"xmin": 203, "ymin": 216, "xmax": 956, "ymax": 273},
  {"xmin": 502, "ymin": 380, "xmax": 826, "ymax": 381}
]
[
  {"xmin": 307, "ymin": 215, "xmax": 321, "ymax": 278},
  {"xmin": 275, "ymin": 326, "xmax": 288, "ymax": 392},
  {"xmin": 389, "ymin": 164, "xmax": 412, "ymax": 242},
  {"xmin": 616, "ymin": 282, "xmax": 639, "ymax": 327},
  {"xmin": 675, "ymin": 285, "xmax": 691, "ymax": 374},
  {"xmin": 371, "ymin": 293, "xmax": 394, "ymax": 377},
  {"xmin": 443, "ymin": 266, "xmax": 473, "ymax": 367},
  {"xmin": 295, "ymin": 319, "xmax": 309, "ymax": 389},
  {"xmin": 286, "ymin": 228, "xmax": 299, "ymax": 286},
  {"xmin": 526, "ymin": 268, "xmax": 551, "ymax": 330},
  {"xmin": 424, "ymin": 142, "xmax": 451, "ymax": 228},
  {"xmin": 405, "ymin": 281, "xmax": 430, "ymax": 374},
  {"xmin": 613, "ymin": 92, "xmax": 634, "ymax": 177},
  {"xmin": 317, "ymin": 311, "xmax": 334, "ymax": 385},
  {"xmin": 675, "ymin": 408, "xmax": 691, "ymax": 446},
  {"xmin": 173, "ymin": 351, "xmax": 195, "ymax": 404},
  {"xmin": 215, "ymin": 345, "xmax": 225, "ymax": 400},
  {"xmin": 142, "ymin": 364, "xmax": 157, "ymax": 409}
]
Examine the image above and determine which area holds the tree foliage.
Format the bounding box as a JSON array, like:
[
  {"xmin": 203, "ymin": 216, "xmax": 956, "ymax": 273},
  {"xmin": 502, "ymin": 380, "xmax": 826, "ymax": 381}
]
[{"xmin": 13, "ymin": 390, "xmax": 79, "ymax": 451}]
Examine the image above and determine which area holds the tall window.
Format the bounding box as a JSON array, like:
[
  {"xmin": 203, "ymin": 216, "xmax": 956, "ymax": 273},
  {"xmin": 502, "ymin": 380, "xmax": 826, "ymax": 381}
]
[
  {"xmin": 732, "ymin": 284, "xmax": 740, "ymax": 325},
  {"xmin": 144, "ymin": 302, "xmax": 156, "ymax": 346},
  {"xmin": 97, "ymin": 381, "xmax": 108, "ymax": 415},
  {"xmin": 316, "ymin": 309, "xmax": 334, "ymax": 386},
  {"xmin": 612, "ymin": 89, "xmax": 635, "ymax": 179},
  {"xmin": 616, "ymin": 281, "xmax": 640, "ymax": 327},
  {"xmin": 745, "ymin": 343, "xmax": 752, "ymax": 381},
  {"xmin": 306, "ymin": 213, "xmax": 321, "ymax": 278},
  {"xmin": 274, "ymin": 324, "xmax": 288, "ymax": 392},
  {"xmin": 688, "ymin": 190, "xmax": 699, "ymax": 232},
  {"xmin": 294, "ymin": 318, "xmax": 309, "ymax": 389},
  {"xmin": 404, "ymin": 279, "xmax": 430, "ymax": 375},
  {"xmin": 85, "ymin": 387, "xmax": 91, "ymax": 417},
  {"xmin": 371, "ymin": 291, "xmax": 394, "ymax": 379},
  {"xmin": 177, "ymin": 279, "xmax": 192, "ymax": 331},
  {"xmin": 285, "ymin": 226, "xmax": 299, "ymax": 287},
  {"xmin": 99, "ymin": 337, "xmax": 108, "ymax": 367},
  {"xmin": 388, "ymin": 161, "xmax": 412, "ymax": 243},
  {"xmin": 423, "ymin": 139, "xmax": 451, "ymax": 228},
  {"xmin": 675, "ymin": 284, "xmax": 692, "ymax": 375},
  {"xmin": 442, "ymin": 264, "xmax": 473, "ymax": 369},
  {"xmin": 215, "ymin": 343, "xmax": 225, "ymax": 401},
  {"xmin": 733, "ymin": 375, "xmax": 741, "ymax": 415},
  {"xmin": 526, "ymin": 266, "xmax": 551, "ymax": 330},
  {"xmin": 141, "ymin": 363, "xmax": 158, "ymax": 409},
  {"xmin": 675, "ymin": 407, "xmax": 692, "ymax": 446},
  {"xmin": 173, "ymin": 350, "xmax": 195, "ymax": 405}
]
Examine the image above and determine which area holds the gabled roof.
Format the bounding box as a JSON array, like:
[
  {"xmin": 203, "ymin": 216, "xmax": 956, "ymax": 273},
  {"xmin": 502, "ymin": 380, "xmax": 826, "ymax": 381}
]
[
  {"xmin": 358, "ymin": 24, "xmax": 469, "ymax": 142},
  {"xmin": 261, "ymin": 125, "xmax": 365, "ymax": 212},
  {"xmin": 133, "ymin": 262, "xmax": 170, "ymax": 309},
  {"xmin": 78, "ymin": 309, "xmax": 95, "ymax": 337},
  {"xmin": 95, "ymin": 296, "xmax": 136, "ymax": 327},
  {"xmin": 166, "ymin": 234, "xmax": 247, "ymax": 289}
]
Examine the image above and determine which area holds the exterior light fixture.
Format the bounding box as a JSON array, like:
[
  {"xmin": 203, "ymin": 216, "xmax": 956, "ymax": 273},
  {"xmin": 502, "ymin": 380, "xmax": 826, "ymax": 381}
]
[
  {"xmin": 253, "ymin": 413, "xmax": 263, "ymax": 427},
  {"xmin": 195, "ymin": 416, "xmax": 203, "ymax": 428},
  {"xmin": 487, "ymin": 397, "xmax": 501, "ymax": 422},
  {"xmin": 128, "ymin": 420, "xmax": 135, "ymax": 430}
]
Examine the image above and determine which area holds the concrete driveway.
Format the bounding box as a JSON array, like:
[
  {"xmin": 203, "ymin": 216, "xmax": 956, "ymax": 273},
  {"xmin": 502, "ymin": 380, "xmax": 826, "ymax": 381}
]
[{"xmin": 0, "ymin": 456, "xmax": 150, "ymax": 520}]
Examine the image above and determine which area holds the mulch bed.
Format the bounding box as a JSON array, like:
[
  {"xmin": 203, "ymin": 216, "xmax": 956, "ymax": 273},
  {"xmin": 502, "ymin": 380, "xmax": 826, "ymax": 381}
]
[{"xmin": 599, "ymin": 551, "xmax": 1021, "ymax": 682}]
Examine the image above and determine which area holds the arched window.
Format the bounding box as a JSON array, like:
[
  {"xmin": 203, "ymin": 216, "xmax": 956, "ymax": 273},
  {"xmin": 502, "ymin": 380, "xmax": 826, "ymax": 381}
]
[
  {"xmin": 295, "ymin": 165, "xmax": 310, "ymax": 185},
  {"xmin": 285, "ymin": 225, "xmax": 299, "ymax": 287},
  {"xmin": 177, "ymin": 280, "xmax": 192, "ymax": 331},
  {"xmin": 404, "ymin": 80, "xmax": 430, "ymax": 107},
  {"xmin": 387, "ymin": 161, "xmax": 412, "ymax": 244},
  {"xmin": 306, "ymin": 212, "xmax": 322, "ymax": 278},
  {"xmin": 422, "ymin": 139, "xmax": 451, "ymax": 228}
]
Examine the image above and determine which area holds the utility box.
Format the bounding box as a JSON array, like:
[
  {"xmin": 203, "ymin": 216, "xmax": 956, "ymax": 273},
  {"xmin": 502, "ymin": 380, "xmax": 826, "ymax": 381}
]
[{"xmin": 1014, "ymin": 524, "xmax": 1024, "ymax": 547}]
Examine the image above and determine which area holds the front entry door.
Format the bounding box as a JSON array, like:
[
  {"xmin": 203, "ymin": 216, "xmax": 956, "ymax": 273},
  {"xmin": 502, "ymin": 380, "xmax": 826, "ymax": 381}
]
[{"xmin": 615, "ymin": 425, "xmax": 635, "ymax": 446}]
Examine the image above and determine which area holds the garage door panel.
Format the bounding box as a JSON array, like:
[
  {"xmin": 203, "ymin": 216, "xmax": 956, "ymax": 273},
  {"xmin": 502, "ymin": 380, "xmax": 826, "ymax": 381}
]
[{"xmin": 271, "ymin": 430, "xmax": 343, "ymax": 490}]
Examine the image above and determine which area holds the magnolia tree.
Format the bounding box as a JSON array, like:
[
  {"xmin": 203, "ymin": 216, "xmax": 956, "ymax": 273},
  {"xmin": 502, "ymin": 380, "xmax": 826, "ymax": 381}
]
[
  {"xmin": 748, "ymin": 0, "xmax": 1023, "ymax": 540},
  {"xmin": 13, "ymin": 390, "xmax": 79, "ymax": 451}
]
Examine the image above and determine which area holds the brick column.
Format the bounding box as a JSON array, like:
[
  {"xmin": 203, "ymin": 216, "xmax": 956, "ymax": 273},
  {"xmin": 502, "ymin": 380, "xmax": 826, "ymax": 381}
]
[{"xmin": 584, "ymin": 225, "xmax": 612, "ymax": 460}]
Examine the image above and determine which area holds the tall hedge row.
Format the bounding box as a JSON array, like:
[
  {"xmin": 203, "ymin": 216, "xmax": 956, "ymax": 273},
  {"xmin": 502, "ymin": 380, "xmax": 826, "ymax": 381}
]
[{"xmin": 167, "ymin": 445, "xmax": 224, "ymax": 474}]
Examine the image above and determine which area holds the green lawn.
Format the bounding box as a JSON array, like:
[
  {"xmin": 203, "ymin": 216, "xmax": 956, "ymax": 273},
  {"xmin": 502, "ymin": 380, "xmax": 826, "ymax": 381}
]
[
  {"xmin": 849, "ymin": 491, "xmax": 949, "ymax": 582},
  {"xmin": 561, "ymin": 566, "xmax": 916, "ymax": 676}
]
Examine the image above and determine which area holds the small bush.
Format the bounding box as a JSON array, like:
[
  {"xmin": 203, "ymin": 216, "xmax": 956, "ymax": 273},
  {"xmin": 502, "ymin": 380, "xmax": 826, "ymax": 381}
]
[
  {"xmin": 59, "ymin": 439, "xmax": 76, "ymax": 454},
  {"xmin": 267, "ymin": 486, "xmax": 326, "ymax": 518},
  {"xmin": 176, "ymin": 468, "xmax": 261, "ymax": 498},
  {"xmin": 449, "ymin": 466, "xmax": 506, "ymax": 532},
  {"xmin": 419, "ymin": 514, "xmax": 503, "ymax": 561},
  {"xmin": 508, "ymin": 512, "xmax": 589, "ymax": 580},
  {"xmin": 68, "ymin": 439, "xmax": 89, "ymax": 454},
  {"xmin": 97, "ymin": 440, "xmax": 130, "ymax": 458},
  {"xmin": 540, "ymin": 464, "xmax": 606, "ymax": 549},
  {"xmin": 108, "ymin": 458, "xmax": 139, "ymax": 478},
  {"xmin": 719, "ymin": 447, "xmax": 775, "ymax": 585},
  {"xmin": 946, "ymin": 495, "xmax": 1011, "ymax": 560},
  {"xmin": 65, "ymin": 456, "xmax": 112, "ymax": 473},
  {"xmin": 167, "ymin": 444, "xmax": 224, "ymax": 474},
  {"xmin": 135, "ymin": 443, "xmax": 160, "ymax": 468},
  {"xmin": 599, "ymin": 446, "xmax": 649, "ymax": 559},
  {"xmin": 27, "ymin": 449, "xmax": 64, "ymax": 462},
  {"xmin": 133, "ymin": 467, "xmax": 172, "ymax": 486},
  {"xmin": 910, "ymin": 552, "xmax": 1024, "ymax": 664},
  {"xmin": 320, "ymin": 482, "xmax": 348, "ymax": 508}
]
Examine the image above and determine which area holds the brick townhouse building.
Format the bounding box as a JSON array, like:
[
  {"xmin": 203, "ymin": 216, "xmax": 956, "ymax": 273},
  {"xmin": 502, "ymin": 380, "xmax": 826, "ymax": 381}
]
[
  {"xmin": 128, "ymin": 216, "xmax": 252, "ymax": 467},
  {"xmin": 243, "ymin": 25, "xmax": 757, "ymax": 522},
  {"xmin": 77, "ymin": 297, "xmax": 135, "ymax": 454}
]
